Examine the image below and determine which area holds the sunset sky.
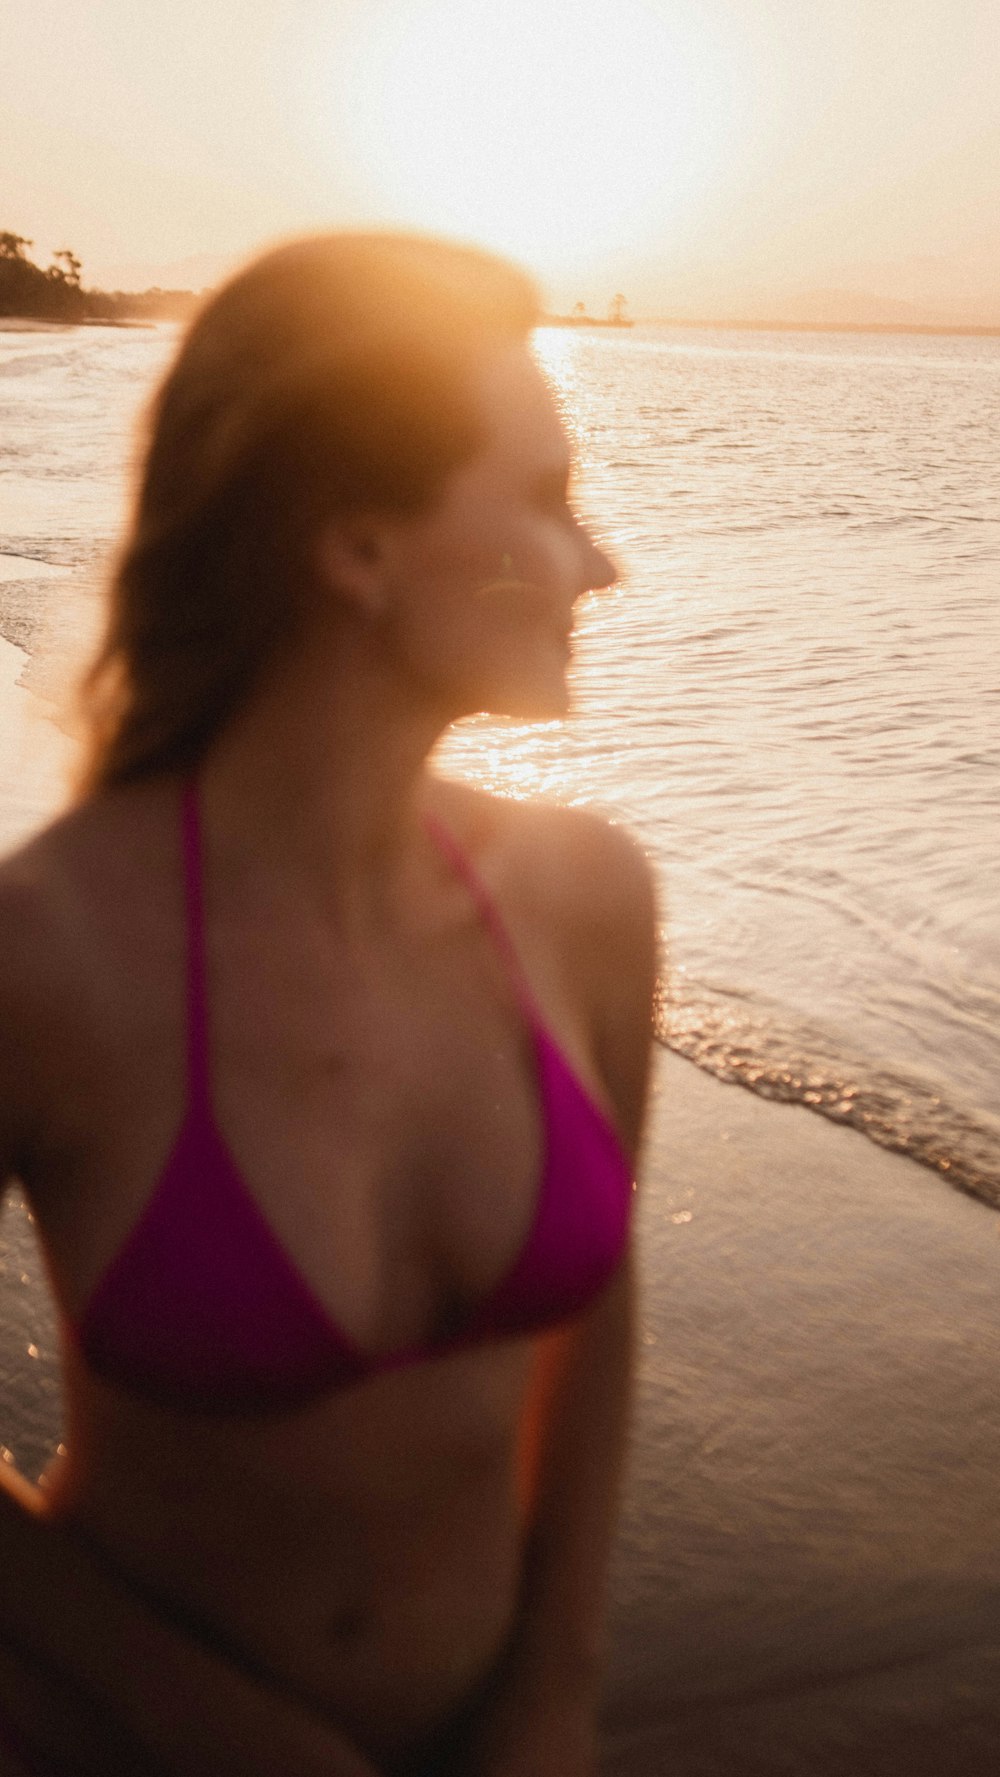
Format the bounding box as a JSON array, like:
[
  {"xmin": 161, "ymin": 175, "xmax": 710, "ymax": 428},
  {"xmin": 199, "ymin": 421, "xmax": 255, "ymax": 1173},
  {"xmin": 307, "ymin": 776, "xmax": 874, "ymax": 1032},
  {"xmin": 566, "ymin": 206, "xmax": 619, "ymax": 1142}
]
[{"xmin": 3, "ymin": 0, "xmax": 998, "ymax": 323}]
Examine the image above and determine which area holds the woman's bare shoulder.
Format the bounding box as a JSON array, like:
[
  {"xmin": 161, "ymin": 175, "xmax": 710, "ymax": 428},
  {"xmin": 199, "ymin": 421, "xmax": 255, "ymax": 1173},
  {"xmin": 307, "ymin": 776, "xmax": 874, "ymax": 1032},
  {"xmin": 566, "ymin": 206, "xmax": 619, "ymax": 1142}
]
[
  {"xmin": 0, "ymin": 780, "xmax": 177, "ymax": 923},
  {"xmin": 0, "ymin": 786, "xmax": 176, "ymax": 1175},
  {"xmin": 0, "ymin": 800, "xmax": 117, "ymax": 1028},
  {"xmin": 0, "ymin": 817, "xmax": 86, "ymax": 999},
  {"xmin": 0, "ymin": 789, "xmax": 150, "ymax": 955},
  {"xmin": 431, "ymin": 778, "xmax": 658, "ymax": 1156},
  {"xmin": 431, "ymin": 775, "xmax": 657, "ymax": 940}
]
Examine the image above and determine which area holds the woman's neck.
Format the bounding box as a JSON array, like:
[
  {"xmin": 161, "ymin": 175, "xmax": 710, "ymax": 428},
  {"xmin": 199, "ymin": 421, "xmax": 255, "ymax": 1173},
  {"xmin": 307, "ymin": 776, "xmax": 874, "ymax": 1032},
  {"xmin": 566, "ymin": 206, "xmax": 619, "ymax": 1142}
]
[{"xmin": 195, "ymin": 636, "xmax": 455, "ymax": 938}]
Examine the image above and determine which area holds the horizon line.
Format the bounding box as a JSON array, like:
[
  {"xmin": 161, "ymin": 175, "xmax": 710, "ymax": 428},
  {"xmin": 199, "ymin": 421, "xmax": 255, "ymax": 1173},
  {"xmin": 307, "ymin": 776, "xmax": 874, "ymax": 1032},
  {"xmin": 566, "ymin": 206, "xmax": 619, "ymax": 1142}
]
[{"xmin": 545, "ymin": 315, "xmax": 1000, "ymax": 339}]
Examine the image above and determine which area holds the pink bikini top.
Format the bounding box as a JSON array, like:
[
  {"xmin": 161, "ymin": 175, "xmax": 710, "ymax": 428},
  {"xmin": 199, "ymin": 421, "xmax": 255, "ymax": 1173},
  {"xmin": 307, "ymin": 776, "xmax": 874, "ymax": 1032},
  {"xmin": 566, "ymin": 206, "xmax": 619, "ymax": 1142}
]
[{"xmin": 74, "ymin": 782, "xmax": 633, "ymax": 1415}]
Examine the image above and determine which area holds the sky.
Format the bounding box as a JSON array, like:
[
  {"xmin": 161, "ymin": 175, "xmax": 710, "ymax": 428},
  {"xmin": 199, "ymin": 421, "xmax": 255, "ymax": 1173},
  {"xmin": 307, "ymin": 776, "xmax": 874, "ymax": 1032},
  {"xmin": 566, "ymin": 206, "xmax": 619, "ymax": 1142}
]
[{"xmin": 2, "ymin": 0, "xmax": 998, "ymax": 323}]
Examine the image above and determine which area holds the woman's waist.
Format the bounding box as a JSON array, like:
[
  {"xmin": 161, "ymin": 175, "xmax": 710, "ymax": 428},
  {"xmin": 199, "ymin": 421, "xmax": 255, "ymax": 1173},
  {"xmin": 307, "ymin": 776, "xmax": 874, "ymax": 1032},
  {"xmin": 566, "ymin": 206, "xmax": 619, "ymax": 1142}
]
[{"xmin": 49, "ymin": 1453, "xmax": 523, "ymax": 1749}]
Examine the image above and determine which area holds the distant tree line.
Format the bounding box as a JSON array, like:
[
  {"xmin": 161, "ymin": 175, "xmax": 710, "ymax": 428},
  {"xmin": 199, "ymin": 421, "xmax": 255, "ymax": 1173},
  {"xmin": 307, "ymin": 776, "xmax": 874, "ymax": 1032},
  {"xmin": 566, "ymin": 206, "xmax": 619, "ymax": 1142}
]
[{"xmin": 0, "ymin": 232, "xmax": 200, "ymax": 323}]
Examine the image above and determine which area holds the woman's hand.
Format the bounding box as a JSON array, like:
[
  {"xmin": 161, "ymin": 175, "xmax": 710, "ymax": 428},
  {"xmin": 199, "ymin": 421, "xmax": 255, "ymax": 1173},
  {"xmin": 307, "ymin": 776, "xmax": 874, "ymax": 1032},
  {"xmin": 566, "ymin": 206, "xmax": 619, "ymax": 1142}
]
[
  {"xmin": 459, "ymin": 1674, "xmax": 599, "ymax": 1777},
  {"xmin": 0, "ymin": 1477, "xmax": 383, "ymax": 1777},
  {"xmin": 0, "ymin": 1620, "xmax": 385, "ymax": 1777},
  {"xmin": 0, "ymin": 1633, "xmax": 384, "ymax": 1777}
]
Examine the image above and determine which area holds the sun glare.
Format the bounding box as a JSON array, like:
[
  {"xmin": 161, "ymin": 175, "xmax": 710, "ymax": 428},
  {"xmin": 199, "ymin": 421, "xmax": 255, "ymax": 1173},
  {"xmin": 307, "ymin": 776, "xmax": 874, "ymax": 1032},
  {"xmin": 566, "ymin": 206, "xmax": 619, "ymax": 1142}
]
[{"xmin": 300, "ymin": 0, "xmax": 740, "ymax": 284}]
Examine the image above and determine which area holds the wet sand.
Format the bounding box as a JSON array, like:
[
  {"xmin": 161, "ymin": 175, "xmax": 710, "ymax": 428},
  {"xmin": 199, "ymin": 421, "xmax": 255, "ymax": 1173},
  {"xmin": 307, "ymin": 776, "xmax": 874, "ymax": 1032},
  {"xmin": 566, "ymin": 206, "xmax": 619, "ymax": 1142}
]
[{"xmin": 601, "ymin": 1052, "xmax": 1000, "ymax": 1774}]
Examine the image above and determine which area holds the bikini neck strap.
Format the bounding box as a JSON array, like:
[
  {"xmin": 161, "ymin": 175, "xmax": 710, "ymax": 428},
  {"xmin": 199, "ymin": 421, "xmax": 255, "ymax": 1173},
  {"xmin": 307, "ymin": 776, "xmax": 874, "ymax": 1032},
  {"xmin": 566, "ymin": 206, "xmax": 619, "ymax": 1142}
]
[
  {"xmin": 423, "ymin": 810, "xmax": 541, "ymax": 1023},
  {"xmin": 180, "ymin": 775, "xmax": 212, "ymax": 1105}
]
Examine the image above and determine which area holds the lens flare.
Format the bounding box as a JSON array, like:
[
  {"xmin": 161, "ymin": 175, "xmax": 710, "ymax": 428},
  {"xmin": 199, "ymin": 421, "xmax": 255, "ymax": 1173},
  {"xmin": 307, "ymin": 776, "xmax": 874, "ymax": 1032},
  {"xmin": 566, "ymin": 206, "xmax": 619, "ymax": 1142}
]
[{"xmin": 298, "ymin": 0, "xmax": 744, "ymax": 283}]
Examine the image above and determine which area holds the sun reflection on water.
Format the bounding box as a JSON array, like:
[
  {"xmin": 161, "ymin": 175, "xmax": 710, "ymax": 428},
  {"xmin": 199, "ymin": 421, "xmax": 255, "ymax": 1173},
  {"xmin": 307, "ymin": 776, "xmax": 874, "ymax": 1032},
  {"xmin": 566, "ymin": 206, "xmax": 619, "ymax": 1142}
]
[{"xmin": 435, "ymin": 715, "xmax": 576, "ymax": 802}]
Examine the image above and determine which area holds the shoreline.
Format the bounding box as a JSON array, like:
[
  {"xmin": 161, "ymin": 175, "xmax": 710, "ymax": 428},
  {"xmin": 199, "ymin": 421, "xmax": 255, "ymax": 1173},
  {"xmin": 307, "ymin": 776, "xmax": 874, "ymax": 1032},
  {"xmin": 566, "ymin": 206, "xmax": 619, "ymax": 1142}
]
[
  {"xmin": 7, "ymin": 314, "xmax": 997, "ymax": 343},
  {"xmin": 0, "ymin": 316, "xmax": 155, "ymax": 332},
  {"xmin": 657, "ymin": 1028, "xmax": 1000, "ymax": 1212},
  {"xmin": 0, "ymin": 317, "xmax": 77, "ymax": 333}
]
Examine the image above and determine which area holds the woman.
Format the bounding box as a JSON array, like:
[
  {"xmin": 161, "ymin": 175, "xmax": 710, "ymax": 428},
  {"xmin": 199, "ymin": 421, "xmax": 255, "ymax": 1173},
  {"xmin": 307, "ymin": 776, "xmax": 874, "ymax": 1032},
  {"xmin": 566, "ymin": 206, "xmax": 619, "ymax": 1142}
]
[{"xmin": 0, "ymin": 233, "xmax": 656, "ymax": 1775}]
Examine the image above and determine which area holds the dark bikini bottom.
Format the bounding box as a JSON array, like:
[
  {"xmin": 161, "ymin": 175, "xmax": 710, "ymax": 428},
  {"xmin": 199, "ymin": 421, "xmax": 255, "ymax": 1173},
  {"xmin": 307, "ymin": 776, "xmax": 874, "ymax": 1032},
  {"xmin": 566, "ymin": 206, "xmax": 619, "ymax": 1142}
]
[{"xmin": 0, "ymin": 1711, "xmax": 54, "ymax": 1776}]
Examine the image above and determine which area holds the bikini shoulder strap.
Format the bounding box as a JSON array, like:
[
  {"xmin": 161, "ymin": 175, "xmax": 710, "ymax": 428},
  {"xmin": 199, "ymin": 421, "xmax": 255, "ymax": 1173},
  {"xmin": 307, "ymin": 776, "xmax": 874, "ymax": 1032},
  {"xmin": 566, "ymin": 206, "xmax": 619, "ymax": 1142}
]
[
  {"xmin": 423, "ymin": 811, "xmax": 540, "ymax": 1020},
  {"xmin": 180, "ymin": 776, "xmax": 212, "ymax": 1104}
]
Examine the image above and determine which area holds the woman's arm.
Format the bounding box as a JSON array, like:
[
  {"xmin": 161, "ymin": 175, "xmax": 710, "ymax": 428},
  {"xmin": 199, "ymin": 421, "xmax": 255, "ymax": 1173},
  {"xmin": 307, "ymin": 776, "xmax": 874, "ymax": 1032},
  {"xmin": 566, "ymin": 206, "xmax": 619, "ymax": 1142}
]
[
  {"xmin": 0, "ymin": 878, "xmax": 382, "ymax": 1777},
  {"xmin": 0, "ymin": 1470, "xmax": 386, "ymax": 1776},
  {"xmin": 467, "ymin": 1263, "xmax": 636, "ymax": 1777},
  {"xmin": 465, "ymin": 817, "xmax": 657, "ymax": 1777}
]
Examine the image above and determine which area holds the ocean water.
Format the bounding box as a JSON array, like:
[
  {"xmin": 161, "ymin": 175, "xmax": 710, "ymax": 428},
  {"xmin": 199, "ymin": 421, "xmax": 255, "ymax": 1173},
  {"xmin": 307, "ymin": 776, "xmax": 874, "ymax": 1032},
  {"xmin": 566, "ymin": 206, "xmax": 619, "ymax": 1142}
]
[{"xmin": 1, "ymin": 318, "xmax": 998, "ymax": 1216}]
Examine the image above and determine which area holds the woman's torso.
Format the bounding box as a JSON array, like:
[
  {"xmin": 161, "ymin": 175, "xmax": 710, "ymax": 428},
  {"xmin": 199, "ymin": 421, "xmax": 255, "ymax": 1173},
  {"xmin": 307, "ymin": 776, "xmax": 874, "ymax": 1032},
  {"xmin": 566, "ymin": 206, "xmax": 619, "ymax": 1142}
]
[{"xmin": 8, "ymin": 771, "xmax": 626, "ymax": 1763}]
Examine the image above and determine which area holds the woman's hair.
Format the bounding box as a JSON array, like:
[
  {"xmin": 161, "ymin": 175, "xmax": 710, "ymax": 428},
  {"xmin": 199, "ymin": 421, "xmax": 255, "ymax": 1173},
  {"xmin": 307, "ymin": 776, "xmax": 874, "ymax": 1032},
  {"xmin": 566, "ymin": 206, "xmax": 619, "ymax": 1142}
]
[{"xmin": 75, "ymin": 232, "xmax": 539, "ymax": 794}]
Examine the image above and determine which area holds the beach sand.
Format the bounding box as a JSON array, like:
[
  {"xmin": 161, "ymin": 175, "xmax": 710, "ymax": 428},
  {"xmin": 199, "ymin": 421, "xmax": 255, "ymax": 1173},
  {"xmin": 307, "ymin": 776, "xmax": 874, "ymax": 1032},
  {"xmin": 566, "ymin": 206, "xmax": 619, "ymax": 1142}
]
[{"xmin": 0, "ymin": 639, "xmax": 998, "ymax": 1770}]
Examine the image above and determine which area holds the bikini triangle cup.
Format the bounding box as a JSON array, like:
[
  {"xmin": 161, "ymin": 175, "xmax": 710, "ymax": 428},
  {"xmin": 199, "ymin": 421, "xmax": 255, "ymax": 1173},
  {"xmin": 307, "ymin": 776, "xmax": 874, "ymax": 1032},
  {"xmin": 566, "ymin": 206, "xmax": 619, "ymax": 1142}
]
[{"xmin": 76, "ymin": 782, "xmax": 633, "ymax": 1414}]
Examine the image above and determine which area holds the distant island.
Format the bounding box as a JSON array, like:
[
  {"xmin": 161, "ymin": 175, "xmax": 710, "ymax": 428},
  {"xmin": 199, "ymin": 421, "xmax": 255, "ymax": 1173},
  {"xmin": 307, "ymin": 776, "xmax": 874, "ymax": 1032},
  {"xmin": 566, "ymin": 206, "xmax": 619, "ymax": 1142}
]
[
  {"xmin": 540, "ymin": 287, "xmax": 999, "ymax": 338},
  {"xmin": 542, "ymin": 295, "xmax": 634, "ymax": 329},
  {"xmin": 0, "ymin": 232, "xmax": 199, "ymax": 325}
]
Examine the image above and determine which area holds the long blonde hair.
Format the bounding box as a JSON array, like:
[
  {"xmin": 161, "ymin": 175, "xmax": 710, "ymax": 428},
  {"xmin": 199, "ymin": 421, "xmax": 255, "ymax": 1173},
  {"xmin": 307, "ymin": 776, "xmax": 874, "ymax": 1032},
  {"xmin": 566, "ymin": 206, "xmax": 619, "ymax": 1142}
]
[{"xmin": 76, "ymin": 233, "xmax": 538, "ymax": 795}]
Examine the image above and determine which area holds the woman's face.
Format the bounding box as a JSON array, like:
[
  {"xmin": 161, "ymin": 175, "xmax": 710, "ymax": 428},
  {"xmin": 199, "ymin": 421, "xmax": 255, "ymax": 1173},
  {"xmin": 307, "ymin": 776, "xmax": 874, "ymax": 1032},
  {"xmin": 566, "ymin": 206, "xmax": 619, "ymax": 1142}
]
[{"xmin": 369, "ymin": 342, "xmax": 617, "ymax": 721}]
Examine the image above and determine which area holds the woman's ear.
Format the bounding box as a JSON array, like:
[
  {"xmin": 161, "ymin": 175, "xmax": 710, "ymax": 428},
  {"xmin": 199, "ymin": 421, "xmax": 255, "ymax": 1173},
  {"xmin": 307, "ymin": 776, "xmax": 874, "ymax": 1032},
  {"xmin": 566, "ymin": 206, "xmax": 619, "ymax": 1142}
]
[{"xmin": 314, "ymin": 516, "xmax": 390, "ymax": 619}]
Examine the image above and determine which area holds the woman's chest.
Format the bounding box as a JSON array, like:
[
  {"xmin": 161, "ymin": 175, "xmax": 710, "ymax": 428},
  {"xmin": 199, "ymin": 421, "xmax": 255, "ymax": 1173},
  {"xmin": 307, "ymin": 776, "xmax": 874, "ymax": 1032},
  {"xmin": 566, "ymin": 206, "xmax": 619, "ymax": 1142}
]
[{"xmin": 33, "ymin": 929, "xmax": 549, "ymax": 1356}]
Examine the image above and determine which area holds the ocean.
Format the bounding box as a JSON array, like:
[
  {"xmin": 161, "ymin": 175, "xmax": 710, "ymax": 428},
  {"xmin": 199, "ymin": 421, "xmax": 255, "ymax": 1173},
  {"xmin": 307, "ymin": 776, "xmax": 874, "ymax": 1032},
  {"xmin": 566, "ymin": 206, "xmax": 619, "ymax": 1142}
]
[{"xmin": 1, "ymin": 316, "xmax": 997, "ymax": 1212}]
